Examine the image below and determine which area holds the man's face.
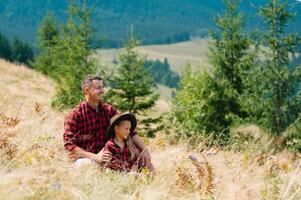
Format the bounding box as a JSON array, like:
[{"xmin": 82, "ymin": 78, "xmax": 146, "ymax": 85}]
[{"xmin": 85, "ymin": 79, "xmax": 105, "ymax": 102}]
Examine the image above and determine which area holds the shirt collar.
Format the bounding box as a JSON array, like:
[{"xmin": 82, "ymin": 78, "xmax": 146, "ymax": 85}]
[
  {"xmin": 84, "ymin": 101, "xmax": 102, "ymax": 112},
  {"xmin": 112, "ymin": 138, "xmax": 127, "ymax": 149}
]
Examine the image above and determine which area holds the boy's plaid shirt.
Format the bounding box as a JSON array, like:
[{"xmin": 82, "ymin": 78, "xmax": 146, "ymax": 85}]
[
  {"xmin": 64, "ymin": 101, "xmax": 138, "ymax": 154},
  {"xmin": 104, "ymin": 139, "xmax": 136, "ymax": 172}
]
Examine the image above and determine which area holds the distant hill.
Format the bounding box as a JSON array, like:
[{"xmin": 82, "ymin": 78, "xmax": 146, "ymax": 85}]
[
  {"xmin": 0, "ymin": 0, "xmax": 300, "ymax": 48},
  {"xmin": 97, "ymin": 38, "xmax": 210, "ymax": 74},
  {"xmin": 93, "ymin": 39, "xmax": 210, "ymax": 100}
]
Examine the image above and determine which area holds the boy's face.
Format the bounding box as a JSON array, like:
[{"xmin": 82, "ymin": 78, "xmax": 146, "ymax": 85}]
[{"xmin": 115, "ymin": 120, "xmax": 131, "ymax": 140}]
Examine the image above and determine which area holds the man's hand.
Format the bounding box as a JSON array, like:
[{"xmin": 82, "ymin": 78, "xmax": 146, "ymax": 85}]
[
  {"xmin": 94, "ymin": 148, "xmax": 112, "ymax": 163},
  {"xmin": 68, "ymin": 151, "xmax": 77, "ymax": 160},
  {"xmin": 132, "ymin": 135, "xmax": 154, "ymax": 170},
  {"xmin": 140, "ymin": 148, "xmax": 154, "ymax": 170}
]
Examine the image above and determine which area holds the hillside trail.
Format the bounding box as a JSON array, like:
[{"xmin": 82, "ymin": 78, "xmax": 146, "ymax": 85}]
[{"xmin": 1, "ymin": 59, "xmax": 301, "ymax": 200}]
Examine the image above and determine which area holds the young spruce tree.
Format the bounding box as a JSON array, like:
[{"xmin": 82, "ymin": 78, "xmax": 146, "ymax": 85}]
[
  {"xmin": 33, "ymin": 12, "xmax": 59, "ymax": 76},
  {"xmin": 242, "ymin": 0, "xmax": 301, "ymax": 135},
  {"xmin": 51, "ymin": 0, "xmax": 99, "ymax": 109},
  {"xmin": 171, "ymin": 0, "xmax": 254, "ymax": 140},
  {"xmin": 105, "ymin": 36, "xmax": 158, "ymax": 115}
]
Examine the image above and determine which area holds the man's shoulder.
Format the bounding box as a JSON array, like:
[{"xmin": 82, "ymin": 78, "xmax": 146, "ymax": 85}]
[
  {"xmin": 101, "ymin": 102, "xmax": 117, "ymax": 113},
  {"xmin": 66, "ymin": 102, "xmax": 87, "ymax": 118}
]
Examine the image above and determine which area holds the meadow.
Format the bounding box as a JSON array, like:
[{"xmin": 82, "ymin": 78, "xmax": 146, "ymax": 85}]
[{"xmin": 1, "ymin": 59, "xmax": 301, "ymax": 199}]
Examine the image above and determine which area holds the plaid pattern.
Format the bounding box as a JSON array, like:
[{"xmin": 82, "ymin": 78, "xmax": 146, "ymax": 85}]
[
  {"xmin": 64, "ymin": 101, "xmax": 135, "ymax": 154},
  {"xmin": 104, "ymin": 139, "xmax": 136, "ymax": 172}
]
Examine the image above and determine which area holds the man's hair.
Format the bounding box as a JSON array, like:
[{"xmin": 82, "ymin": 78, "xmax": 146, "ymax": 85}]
[{"xmin": 81, "ymin": 75, "xmax": 102, "ymax": 91}]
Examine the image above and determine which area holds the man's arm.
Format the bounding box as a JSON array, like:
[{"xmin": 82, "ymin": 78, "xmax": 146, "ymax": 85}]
[
  {"xmin": 71, "ymin": 147, "xmax": 112, "ymax": 163},
  {"xmin": 71, "ymin": 147, "xmax": 97, "ymax": 159},
  {"xmin": 63, "ymin": 112, "xmax": 111, "ymax": 162},
  {"xmin": 132, "ymin": 135, "xmax": 152, "ymax": 166},
  {"xmin": 63, "ymin": 112, "xmax": 80, "ymax": 153},
  {"xmin": 132, "ymin": 135, "xmax": 147, "ymax": 151}
]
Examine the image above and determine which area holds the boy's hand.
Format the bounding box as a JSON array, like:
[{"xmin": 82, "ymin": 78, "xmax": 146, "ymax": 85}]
[{"xmin": 94, "ymin": 148, "xmax": 112, "ymax": 163}]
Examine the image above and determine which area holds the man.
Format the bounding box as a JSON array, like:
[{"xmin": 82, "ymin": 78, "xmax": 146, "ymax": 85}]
[{"xmin": 63, "ymin": 75, "xmax": 152, "ymax": 167}]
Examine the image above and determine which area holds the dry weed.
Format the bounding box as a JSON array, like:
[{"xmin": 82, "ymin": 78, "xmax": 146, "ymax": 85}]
[
  {"xmin": 0, "ymin": 112, "xmax": 20, "ymax": 128},
  {"xmin": 189, "ymin": 155, "xmax": 214, "ymax": 196}
]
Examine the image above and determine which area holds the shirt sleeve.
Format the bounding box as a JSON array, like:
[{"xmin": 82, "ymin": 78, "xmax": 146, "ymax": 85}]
[
  {"xmin": 108, "ymin": 104, "xmax": 119, "ymax": 117},
  {"xmin": 104, "ymin": 141, "xmax": 116, "ymax": 162},
  {"xmin": 103, "ymin": 141, "xmax": 111, "ymax": 152},
  {"xmin": 104, "ymin": 141, "xmax": 119, "ymax": 170},
  {"xmin": 131, "ymin": 129, "xmax": 138, "ymax": 137},
  {"xmin": 63, "ymin": 112, "xmax": 80, "ymax": 151}
]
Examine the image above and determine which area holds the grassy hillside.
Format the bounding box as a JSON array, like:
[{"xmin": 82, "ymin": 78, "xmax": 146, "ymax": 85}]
[{"xmin": 1, "ymin": 59, "xmax": 301, "ymax": 199}]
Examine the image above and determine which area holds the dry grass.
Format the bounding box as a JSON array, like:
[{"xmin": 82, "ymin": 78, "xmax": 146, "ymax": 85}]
[{"xmin": 1, "ymin": 59, "xmax": 301, "ymax": 200}]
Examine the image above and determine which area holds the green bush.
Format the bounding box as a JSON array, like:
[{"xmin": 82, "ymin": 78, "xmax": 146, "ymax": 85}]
[{"xmin": 169, "ymin": 65, "xmax": 231, "ymax": 141}]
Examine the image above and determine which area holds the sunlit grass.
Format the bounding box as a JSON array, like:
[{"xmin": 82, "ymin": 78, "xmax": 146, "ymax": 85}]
[{"xmin": 1, "ymin": 59, "xmax": 301, "ymax": 200}]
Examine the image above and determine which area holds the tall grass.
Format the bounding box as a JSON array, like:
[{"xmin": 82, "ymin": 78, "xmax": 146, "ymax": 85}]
[{"xmin": 1, "ymin": 59, "xmax": 301, "ymax": 200}]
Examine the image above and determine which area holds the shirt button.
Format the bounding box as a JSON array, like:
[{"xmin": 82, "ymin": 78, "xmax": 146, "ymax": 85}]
[{"xmin": 90, "ymin": 146, "xmax": 92, "ymax": 149}]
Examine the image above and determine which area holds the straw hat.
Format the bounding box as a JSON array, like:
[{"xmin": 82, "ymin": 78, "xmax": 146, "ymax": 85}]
[{"xmin": 106, "ymin": 113, "xmax": 137, "ymax": 139}]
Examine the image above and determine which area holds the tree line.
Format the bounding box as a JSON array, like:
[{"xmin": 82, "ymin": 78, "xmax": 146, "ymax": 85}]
[
  {"xmin": 0, "ymin": 33, "xmax": 33, "ymax": 66},
  {"xmin": 144, "ymin": 58, "xmax": 179, "ymax": 88},
  {"xmin": 3, "ymin": 0, "xmax": 298, "ymax": 48}
]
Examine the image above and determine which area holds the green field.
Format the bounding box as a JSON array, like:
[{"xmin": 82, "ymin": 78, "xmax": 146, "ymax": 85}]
[{"xmin": 96, "ymin": 38, "xmax": 211, "ymax": 75}]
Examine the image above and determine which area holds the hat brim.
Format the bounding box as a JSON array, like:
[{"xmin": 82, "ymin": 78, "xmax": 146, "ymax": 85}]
[{"xmin": 106, "ymin": 113, "xmax": 137, "ymax": 139}]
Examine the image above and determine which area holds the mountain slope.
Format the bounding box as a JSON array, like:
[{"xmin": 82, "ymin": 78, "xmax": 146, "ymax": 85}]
[{"xmin": 0, "ymin": 0, "xmax": 300, "ymax": 47}]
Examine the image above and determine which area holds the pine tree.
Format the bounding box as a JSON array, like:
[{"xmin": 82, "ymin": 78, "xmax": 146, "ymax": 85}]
[
  {"xmin": 170, "ymin": 0, "xmax": 255, "ymax": 139},
  {"xmin": 33, "ymin": 12, "xmax": 59, "ymax": 76},
  {"xmin": 243, "ymin": 0, "xmax": 301, "ymax": 134},
  {"xmin": 51, "ymin": 0, "xmax": 99, "ymax": 109},
  {"xmin": 0, "ymin": 33, "xmax": 12, "ymax": 61},
  {"xmin": 11, "ymin": 36, "xmax": 34, "ymax": 66},
  {"xmin": 170, "ymin": 65, "xmax": 230, "ymax": 139},
  {"xmin": 208, "ymin": 0, "xmax": 255, "ymax": 121},
  {"xmin": 105, "ymin": 37, "xmax": 158, "ymax": 114},
  {"xmin": 38, "ymin": 12, "xmax": 59, "ymax": 49}
]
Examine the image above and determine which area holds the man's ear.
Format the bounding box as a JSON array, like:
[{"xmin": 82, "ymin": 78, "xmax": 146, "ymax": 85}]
[{"xmin": 83, "ymin": 86, "xmax": 89, "ymax": 95}]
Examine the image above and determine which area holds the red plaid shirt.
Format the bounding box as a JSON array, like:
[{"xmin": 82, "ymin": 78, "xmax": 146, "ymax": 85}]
[
  {"xmin": 63, "ymin": 101, "xmax": 136, "ymax": 154},
  {"xmin": 104, "ymin": 139, "xmax": 136, "ymax": 172}
]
